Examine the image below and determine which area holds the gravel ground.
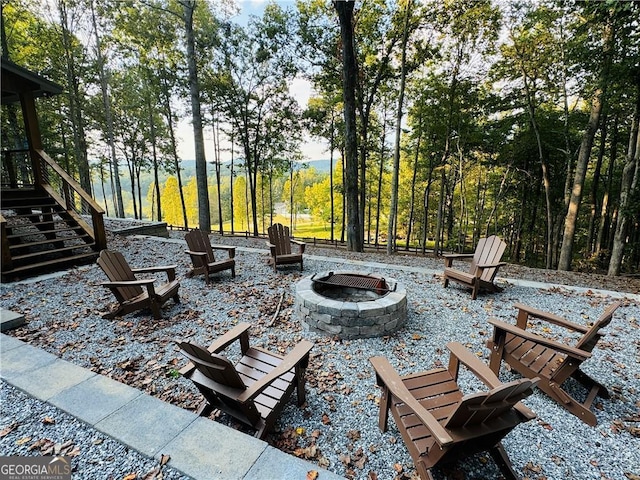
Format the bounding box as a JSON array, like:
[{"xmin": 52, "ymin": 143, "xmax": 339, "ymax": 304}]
[{"xmin": 1, "ymin": 226, "xmax": 639, "ymax": 480}]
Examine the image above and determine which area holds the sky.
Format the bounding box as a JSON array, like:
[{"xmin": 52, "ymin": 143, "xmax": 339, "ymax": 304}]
[{"xmin": 176, "ymin": 0, "xmax": 328, "ymax": 163}]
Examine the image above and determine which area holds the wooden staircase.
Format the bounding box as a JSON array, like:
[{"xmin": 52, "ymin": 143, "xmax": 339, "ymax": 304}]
[{"xmin": 1, "ymin": 188, "xmax": 100, "ymax": 279}]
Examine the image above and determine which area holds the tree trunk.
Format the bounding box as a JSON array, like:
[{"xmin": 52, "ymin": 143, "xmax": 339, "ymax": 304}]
[
  {"xmin": 608, "ymin": 80, "xmax": 640, "ymax": 275},
  {"xmin": 159, "ymin": 70, "xmax": 188, "ymax": 229},
  {"xmin": 596, "ymin": 114, "xmax": 619, "ymax": 253},
  {"xmin": 330, "ymin": 113, "xmax": 335, "ymax": 242},
  {"xmin": 183, "ymin": 0, "xmax": 211, "ymax": 232},
  {"xmin": 147, "ymin": 92, "xmax": 162, "ymax": 221},
  {"xmin": 558, "ymin": 19, "xmax": 613, "ymax": 271},
  {"xmin": 90, "ymin": 0, "xmax": 124, "ymax": 217},
  {"xmin": 387, "ymin": 0, "xmax": 411, "ymax": 255},
  {"xmin": 58, "ymin": 0, "xmax": 92, "ymax": 200},
  {"xmin": 211, "ymin": 109, "xmax": 223, "ymax": 233},
  {"xmin": 335, "ymin": 0, "xmax": 362, "ymax": 251},
  {"xmin": 230, "ymin": 141, "xmax": 235, "ymax": 234},
  {"xmin": 434, "ymin": 168, "xmax": 446, "ymax": 256},
  {"xmin": 587, "ymin": 109, "xmax": 608, "ymax": 254},
  {"xmin": 375, "ymin": 107, "xmax": 387, "ymax": 247}
]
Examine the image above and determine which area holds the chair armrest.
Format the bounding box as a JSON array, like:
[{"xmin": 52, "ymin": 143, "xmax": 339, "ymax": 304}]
[
  {"xmin": 206, "ymin": 322, "xmax": 252, "ymax": 354},
  {"xmin": 132, "ymin": 265, "xmax": 177, "ymax": 274},
  {"xmin": 488, "ymin": 318, "xmax": 592, "ymax": 361},
  {"xmin": 210, "ymin": 245, "xmax": 236, "ymax": 258},
  {"xmin": 476, "ymin": 262, "xmax": 507, "ymax": 269},
  {"xmin": 370, "ymin": 356, "xmax": 453, "ymax": 447},
  {"xmin": 513, "ymin": 303, "xmax": 589, "ymax": 333},
  {"xmin": 291, "ymin": 239, "xmax": 306, "ymax": 253},
  {"xmin": 185, "ymin": 250, "xmax": 208, "ymax": 259},
  {"xmin": 443, "ymin": 253, "xmax": 473, "ymax": 268},
  {"xmin": 446, "ymin": 342, "xmax": 502, "ymax": 389},
  {"xmin": 238, "ymin": 340, "xmax": 314, "ymax": 402},
  {"xmin": 443, "ymin": 254, "xmax": 473, "ymax": 259},
  {"xmin": 132, "ymin": 265, "xmax": 177, "ymax": 281},
  {"xmin": 100, "ymin": 279, "xmax": 155, "ymax": 288}
]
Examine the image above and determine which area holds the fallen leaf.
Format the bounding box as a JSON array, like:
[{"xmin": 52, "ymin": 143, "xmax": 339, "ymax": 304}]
[
  {"xmin": 0, "ymin": 422, "xmax": 18, "ymax": 437},
  {"xmin": 306, "ymin": 470, "xmax": 318, "ymax": 480}
]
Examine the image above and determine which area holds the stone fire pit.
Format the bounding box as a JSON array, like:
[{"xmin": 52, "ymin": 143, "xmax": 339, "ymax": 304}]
[{"xmin": 294, "ymin": 270, "xmax": 407, "ymax": 339}]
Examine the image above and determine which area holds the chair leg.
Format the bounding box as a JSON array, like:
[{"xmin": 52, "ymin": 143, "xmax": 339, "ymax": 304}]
[
  {"xmin": 443, "ymin": 277, "xmax": 449, "ymax": 288},
  {"xmin": 471, "ymin": 280, "xmax": 479, "ymax": 300},
  {"xmin": 231, "ymin": 266, "xmax": 236, "ymax": 278},
  {"xmin": 548, "ymin": 383, "xmax": 598, "ymax": 426},
  {"xmin": 378, "ymin": 388, "xmax": 390, "ymax": 432},
  {"xmin": 489, "ymin": 443, "xmax": 519, "ymax": 480},
  {"xmin": 150, "ymin": 301, "xmax": 162, "ymax": 320},
  {"xmin": 573, "ymin": 369, "xmax": 610, "ymax": 399},
  {"xmin": 416, "ymin": 462, "xmax": 436, "ymax": 480},
  {"xmin": 295, "ymin": 365, "xmax": 306, "ymax": 406}
]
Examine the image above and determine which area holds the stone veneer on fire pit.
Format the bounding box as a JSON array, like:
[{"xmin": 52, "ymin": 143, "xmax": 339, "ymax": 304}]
[{"xmin": 295, "ymin": 270, "xmax": 407, "ymax": 339}]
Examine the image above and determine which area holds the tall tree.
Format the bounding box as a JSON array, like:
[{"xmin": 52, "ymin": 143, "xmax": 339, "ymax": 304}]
[
  {"xmin": 57, "ymin": 0, "xmax": 92, "ymax": 198},
  {"xmin": 334, "ymin": 0, "xmax": 362, "ymax": 251},
  {"xmin": 387, "ymin": 0, "xmax": 413, "ymax": 254},
  {"xmin": 181, "ymin": 0, "xmax": 211, "ymax": 232},
  {"xmin": 90, "ymin": 0, "xmax": 124, "ymax": 217},
  {"xmin": 609, "ymin": 77, "xmax": 640, "ymax": 275},
  {"xmin": 558, "ymin": 3, "xmax": 615, "ymax": 270}
]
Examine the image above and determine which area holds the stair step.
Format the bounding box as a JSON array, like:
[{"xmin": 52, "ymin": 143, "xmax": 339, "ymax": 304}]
[
  {"xmin": 9, "ymin": 235, "xmax": 91, "ymax": 250},
  {"xmin": 6, "ymin": 219, "xmax": 71, "ymax": 229},
  {"xmin": 7, "ymin": 225, "xmax": 85, "ymax": 239},
  {"xmin": 2, "ymin": 252, "xmax": 98, "ymax": 277},
  {"xmin": 11, "ymin": 243, "xmax": 96, "ymax": 262},
  {"xmin": 2, "ymin": 202, "xmax": 58, "ymax": 211},
  {"xmin": 1, "ymin": 196, "xmax": 57, "ymax": 205},
  {"xmin": 4, "ymin": 211, "xmax": 63, "ymax": 219}
]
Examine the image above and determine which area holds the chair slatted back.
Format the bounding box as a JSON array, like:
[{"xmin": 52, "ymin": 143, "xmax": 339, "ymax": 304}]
[
  {"xmin": 471, "ymin": 235, "xmax": 506, "ymax": 283},
  {"xmin": 268, "ymin": 223, "xmax": 292, "ymax": 256},
  {"xmin": 185, "ymin": 229, "xmax": 215, "ymax": 266},
  {"xmin": 445, "ymin": 378, "xmax": 536, "ymax": 429},
  {"xmin": 97, "ymin": 250, "xmax": 142, "ymax": 302},
  {"xmin": 574, "ymin": 302, "xmax": 621, "ymax": 353},
  {"xmin": 177, "ymin": 341, "xmax": 247, "ymax": 390}
]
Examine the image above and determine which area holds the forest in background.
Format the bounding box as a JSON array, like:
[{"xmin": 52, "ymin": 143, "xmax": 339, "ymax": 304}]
[{"xmin": 1, "ymin": 0, "xmax": 639, "ymax": 274}]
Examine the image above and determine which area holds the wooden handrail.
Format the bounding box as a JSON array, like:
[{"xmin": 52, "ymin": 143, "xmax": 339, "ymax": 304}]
[
  {"xmin": 33, "ymin": 148, "xmax": 107, "ymax": 251},
  {"xmin": 35, "ymin": 149, "xmax": 104, "ymax": 214}
]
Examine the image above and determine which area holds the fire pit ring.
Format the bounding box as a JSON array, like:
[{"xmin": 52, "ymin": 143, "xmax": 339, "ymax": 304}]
[{"xmin": 295, "ymin": 270, "xmax": 407, "ymax": 339}]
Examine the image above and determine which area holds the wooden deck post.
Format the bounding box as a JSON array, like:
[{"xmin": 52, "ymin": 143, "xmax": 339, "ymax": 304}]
[{"xmin": 20, "ymin": 91, "xmax": 44, "ymax": 187}]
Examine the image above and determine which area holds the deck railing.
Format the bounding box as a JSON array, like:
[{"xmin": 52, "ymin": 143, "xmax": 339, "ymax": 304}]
[
  {"xmin": 1, "ymin": 148, "xmax": 107, "ymax": 251},
  {"xmin": 36, "ymin": 149, "xmax": 106, "ymax": 251}
]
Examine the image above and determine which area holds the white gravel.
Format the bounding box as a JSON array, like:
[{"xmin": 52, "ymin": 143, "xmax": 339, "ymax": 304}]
[{"xmin": 1, "ymin": 229, "xmax": 639, "ymax": 480}]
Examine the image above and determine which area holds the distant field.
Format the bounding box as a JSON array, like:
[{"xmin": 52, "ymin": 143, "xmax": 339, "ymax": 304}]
[{"xmin": 219, "ymin": 215, "xmax": 335, "ymax": 239}]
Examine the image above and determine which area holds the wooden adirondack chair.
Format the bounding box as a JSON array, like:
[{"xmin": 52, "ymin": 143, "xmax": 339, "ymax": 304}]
[
  {"xmin": 443, "ymin": 235, "xmax": 507, "ymax": 299},
  {"xmin": 266, "ymin": 223, "xmax": 305, "ymax": 272},
  {"xmin": 177, "ymin": 322, "xmax": 313, "ymax": 439},
  {"xmin": 96, "ymin": 249, "xmax": 180, "ymax": 320},
  {"xmin": 371, "ymin": 342, "xmax": 538, "ymax": 480},
  {"xmin": 487, "ymin": 301, "xmax": 621, "ymax": 426},
  {"xmin": 184, "ymin": 228, "xmax": 236, "ymax": 284}
]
